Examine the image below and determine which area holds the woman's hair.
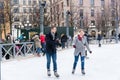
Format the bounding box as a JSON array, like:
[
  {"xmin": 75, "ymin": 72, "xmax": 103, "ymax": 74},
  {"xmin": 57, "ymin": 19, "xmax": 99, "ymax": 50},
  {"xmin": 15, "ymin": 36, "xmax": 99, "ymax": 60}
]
[
  {"xmin": 79, "ymin": 29, "xmax": 84, "ymax": 33},
  {"xmin": 51, "ymin": 26, "xmax": 56, "ymax": 30}
]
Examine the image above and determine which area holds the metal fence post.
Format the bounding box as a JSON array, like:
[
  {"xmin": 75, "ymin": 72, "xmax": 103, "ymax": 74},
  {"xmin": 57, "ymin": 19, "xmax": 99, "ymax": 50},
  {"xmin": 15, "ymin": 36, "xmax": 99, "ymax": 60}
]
[
  {"xmin": 13, "ymin": 43, "xmax": 16, "ymax": 58},
  {"xmin": 0, "ymin": 44, "xmax": 2, "ymax": 61},
  {"xmin": 115, "ymin": 17, "xmax": 119, "ymax": 43},
  {"xmin": 32, "ymin": 42, "xmax": 35, "ymax": 55},
  {"xmin": 24, "ymin": 43, "xmax": 26, "ymax": 56},
  {"xmin": 0, "ymin": 44, "xmax": 2, "ymax": 80}
]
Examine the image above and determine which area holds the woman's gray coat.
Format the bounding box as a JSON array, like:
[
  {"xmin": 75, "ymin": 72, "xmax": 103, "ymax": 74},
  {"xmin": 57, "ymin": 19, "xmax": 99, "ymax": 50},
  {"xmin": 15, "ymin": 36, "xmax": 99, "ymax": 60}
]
[{"xmin": 73, "ymin": 35, "xmax": 91, "ymax": 56}]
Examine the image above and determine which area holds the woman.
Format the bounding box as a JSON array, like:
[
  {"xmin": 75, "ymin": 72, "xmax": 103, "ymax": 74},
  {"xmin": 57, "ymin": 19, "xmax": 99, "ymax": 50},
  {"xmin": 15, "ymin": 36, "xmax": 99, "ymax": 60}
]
[
  {"xmin": 72, "ymin": 29, "xmax": 92, "ymax": 75},
  {"xmin": 32, "ymin": 35, "xmax": 42, "ymax": 57}
]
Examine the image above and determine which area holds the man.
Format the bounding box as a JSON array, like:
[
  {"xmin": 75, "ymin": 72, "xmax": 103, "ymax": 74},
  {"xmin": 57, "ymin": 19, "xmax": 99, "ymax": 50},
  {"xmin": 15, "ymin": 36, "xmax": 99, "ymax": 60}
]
[
  {"xmin": 97, "ymin": 32, "xmax": 102, "ymax": 47},
  {"xmin": 46, "ymin": 26, "xmax": 59, "ymax": 77},
  {"xmin": 72, "ymin": 29, "xmax": 92, "ymax": 75}
]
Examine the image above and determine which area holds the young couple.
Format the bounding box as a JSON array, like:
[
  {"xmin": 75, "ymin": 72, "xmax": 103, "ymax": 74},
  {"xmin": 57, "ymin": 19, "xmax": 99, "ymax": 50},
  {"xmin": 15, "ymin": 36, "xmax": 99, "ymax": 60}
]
[{"xmin": 45, "ymin": 27, "xmax": 92, "ymax": 78}]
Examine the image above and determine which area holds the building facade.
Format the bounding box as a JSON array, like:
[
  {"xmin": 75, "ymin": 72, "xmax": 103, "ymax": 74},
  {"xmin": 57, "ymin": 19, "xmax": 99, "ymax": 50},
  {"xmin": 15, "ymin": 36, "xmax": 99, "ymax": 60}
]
[
  {"xmin": 49, "ymin": 0, "xmax": 71, "ymax": 27},
  {"xmin": 49, "ymin": 0, "xmax": 120, "ymax": 36},
  {"xmin": 11, "ymin": 0, "xmax": 40, "ymax": 39},
  {"xmin": 11, "ymin": 0, "xmax": 40, "ymax": 28}
]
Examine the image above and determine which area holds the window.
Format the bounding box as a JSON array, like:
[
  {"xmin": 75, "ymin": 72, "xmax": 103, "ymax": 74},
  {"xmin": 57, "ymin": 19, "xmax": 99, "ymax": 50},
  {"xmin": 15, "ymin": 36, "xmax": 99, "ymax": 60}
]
[
  {"xmin": 0, "ymin": 13, "xmax": 4, "ymax": 23},
  {"xmin": 62, "ymin": 23, "xmax": 64, "ymax": 26},
  {"xmin": 13, "ymin": 0, "xmax": 19, "ymax": 4},
  {"xmin": 23, "ymin": 0, "xmax": 26, "ymax": 5},
  {"xmin": 23, "ymin": 15, "xmax": 27, "ymax": 22},
  {"xmin": 111, "ymin": 21, "xmax": 115, "ymax": 26},
  {"xmin": 90, "ymin": 0, "xmax": 94, "ymax": 6},
  {"xmin": 91, "ymin": 9, "xmax": 94, "ymax": 17},
  {"xmin": 33, "ymin": 1, "xmax": 36, "ymax": 4},
  {"xmin": 111, "ymin": 10, "xmax": 115, "ymax": 17},
  {"xmin": 44, "ymin": 8, "xmax": 47, "ymax": 13},
  {"xmin": 0, "ymin": 2, "xmax": 4, "ymax": 9},
  {"xmin": 54, "ymin": 6, "xmax": 55, "ymax": 13},
  {"xmin": 29, "ymin": 15, "xmax": 32, "ymax": 22},
  {"xmin": 80, "ymin": 9, "xmax": 83, "ymax": 18},
  {"xmin": 67, "ymin": 0, "xmax": 69, "ymax": 6},
  {"xmin": 54, "ymin": 15, "xmax": 56, "ymax": 21},
  {"xmin": 79, "ymin": 0, "xmax": 83, "ymax": 5},
  {"xmin": 101, "ymin": 10, "xmax": 104, "ymax": 16},
  {"xmin": 50, "ymin": 8, "xmax": 52, "ymax": 14},
  {"xmin": 33, "ymin": 8, "xmax": 37, "ymax": 13},
  {"xmin": 23, "ymin": 8, "xmax": 27, "ymax": 13},
  {"xmin": 91, "ymin": 20, "xmax": 95, "ymax": 25},
  {"xmin": 13, "ymin": 7, "xmax": 19, "ymax": 13},
  {"xmin": 61, "ymin": 2, "xmax": 64, "ymax": 9},
  {"xmin": 14, "ymin": 17, "xmax": 19, "ymax": 21},
  {"xmin": 28, "ymin": 0, "xmax": 31, "ymax": 5},
  {"xmin": 29, "ymin": 8, "xmax": 32, "ymax": 13},
  {"xmin": 111, "ymin": 0, "xmax": 115, "ymax": 8},
  {"xmin": 62, "ymin": 12, "xmax": 64, "ymax": 19},
  {"xmin": 102, "ymin": 20, "xmax": 105, "ymax": 26},
  {"xmin": 56, "ymin": 4, "xmax": 59, "ymax": 13},
  {"xmin": 101, "ymin": 0, "xmax": 105, "ymax": 6}
]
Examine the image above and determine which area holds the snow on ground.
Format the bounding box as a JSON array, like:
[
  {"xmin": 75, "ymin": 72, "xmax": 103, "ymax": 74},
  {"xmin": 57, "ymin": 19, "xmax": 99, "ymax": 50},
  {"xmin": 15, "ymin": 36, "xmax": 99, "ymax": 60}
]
[{"xmin": 1, "ymin": 43, "xmax": 120, "ymax": 80}]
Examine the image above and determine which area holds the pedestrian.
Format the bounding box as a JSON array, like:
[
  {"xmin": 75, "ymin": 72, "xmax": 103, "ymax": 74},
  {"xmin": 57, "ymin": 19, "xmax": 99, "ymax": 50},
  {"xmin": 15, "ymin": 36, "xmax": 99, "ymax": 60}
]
[
  {"xmin": 97, "ymin": 32, "xmax": 102, "ymax": 47},
  {"xmin": 16, "ymin": 33, "xmax": 24, "ymax": 42},
  {"xmin": 72, "ymin": 29, "xmax": 92, "ymax": 75},
  {"xmin": 84, "ymin": 32, "xmax": 90, "ymax": 59},
  {"xmin": 60, "ymin": 34, "xmax": 68, "ymax": 49},
  {"xmin": 45, "ymin": 26, "xmax": 59, "ymax": 77},
  {"xmin": 32, "ymin": 35, "xmax": 42, "ymax": 57},
  {"xmin": 6, "ymin": 33, "xmax": 12, "ymax": 43},
  {"xmin": 39, "ymin": 33, "xmax": 46, "ymax": 56},
  {"xmin": 118, "ymin": 33, "xmax": 120, "ymax": 41}
]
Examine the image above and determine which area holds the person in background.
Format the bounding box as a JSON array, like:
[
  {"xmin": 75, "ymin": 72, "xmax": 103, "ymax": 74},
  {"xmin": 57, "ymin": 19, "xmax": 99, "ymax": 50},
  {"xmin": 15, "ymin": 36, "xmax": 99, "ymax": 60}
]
[
  {"xmin": 72, "ymin": 29, "xmax": 92, "ymax": 75},
  {"xmin": 45, "ymin": 26, "xmax": 60, "ymax": 78},
  {"xmin": 97, "ymin": 32, "xmax": 102, "ymax": 47},
  {"xmin": 6, "ymin": 33, "xmax": 12, "ymax": 43},
  {"xmin": 16, "ymin": 33, "xmax": 24, "ymax": 42},
  {"xmin": 39, "ymin": 33, "xmax": 46, "ymax": 56},
  {"xmin": 60, "ymin": 34, "xmax": 68, "ymax": 49},
  {"xmin": 118, "ymin": 33, "xmax": 120, "ymax": 41},
  {"xmin": 32, "ymin": 35, "xmax": 42, "ymax": 57},
  {"xmin": 84, "ymin": 32, "xmax": 90, "ymax": 59}
]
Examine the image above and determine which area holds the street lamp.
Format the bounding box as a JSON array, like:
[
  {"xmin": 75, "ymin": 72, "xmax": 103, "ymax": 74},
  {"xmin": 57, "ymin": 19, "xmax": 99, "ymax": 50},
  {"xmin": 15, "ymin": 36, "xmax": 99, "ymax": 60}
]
[
  {"xmin": 24, "ymin": 21, "xmax": 32, "ymax": 30},
  {"xmin": 39, "ymin": 0, "xmax": 46, "ymax": 34},
  {"xmin": 80, "ymin": 16, "xmax": 84, "ymax": 29},
  {"xmin": 66, "ymin": 10, "xmax": 71, "ymax": 37},
  {"xmin": 18, "ymin": 23, "xmax": 23, "ymax": 37},
  {"xmin": 115, "ymin": 17, "xmax": 119, "ymax": 43},
  {"xmin": 66, "ymin": 10, "xmax": 71, "ymax": 48}
]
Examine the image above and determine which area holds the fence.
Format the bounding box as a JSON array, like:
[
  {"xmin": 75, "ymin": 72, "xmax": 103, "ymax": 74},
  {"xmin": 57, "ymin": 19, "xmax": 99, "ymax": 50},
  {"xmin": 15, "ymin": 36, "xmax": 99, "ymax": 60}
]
[{"xmin": 0, "ymin": 42, "xmax": 35, "ymax": 61}]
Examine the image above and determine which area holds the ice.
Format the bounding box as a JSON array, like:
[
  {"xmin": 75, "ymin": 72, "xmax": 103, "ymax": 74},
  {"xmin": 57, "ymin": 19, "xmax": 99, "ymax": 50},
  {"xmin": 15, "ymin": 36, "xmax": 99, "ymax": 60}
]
[{"xmin": 1, "ymin": 43, "xmax": 120, "ymax": 80}]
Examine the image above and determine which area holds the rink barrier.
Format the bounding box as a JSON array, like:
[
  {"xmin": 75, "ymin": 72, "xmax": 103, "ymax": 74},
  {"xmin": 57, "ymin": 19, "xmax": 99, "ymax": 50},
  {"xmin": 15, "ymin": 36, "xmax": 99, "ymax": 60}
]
[{"xmin": 0, "ymin": 42, "xmax": 35, "ymax": 61}]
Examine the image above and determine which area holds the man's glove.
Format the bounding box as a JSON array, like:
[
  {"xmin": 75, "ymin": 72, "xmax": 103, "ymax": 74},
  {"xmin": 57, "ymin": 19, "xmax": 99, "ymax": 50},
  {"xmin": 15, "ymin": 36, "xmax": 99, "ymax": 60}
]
[
  {"xmin": 90, "ymin": 51, "xmax": 92, "ymax": 54},
  {"xmin": 73, "ymin": 45, "xmax": 76, "ymax": 48}
]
